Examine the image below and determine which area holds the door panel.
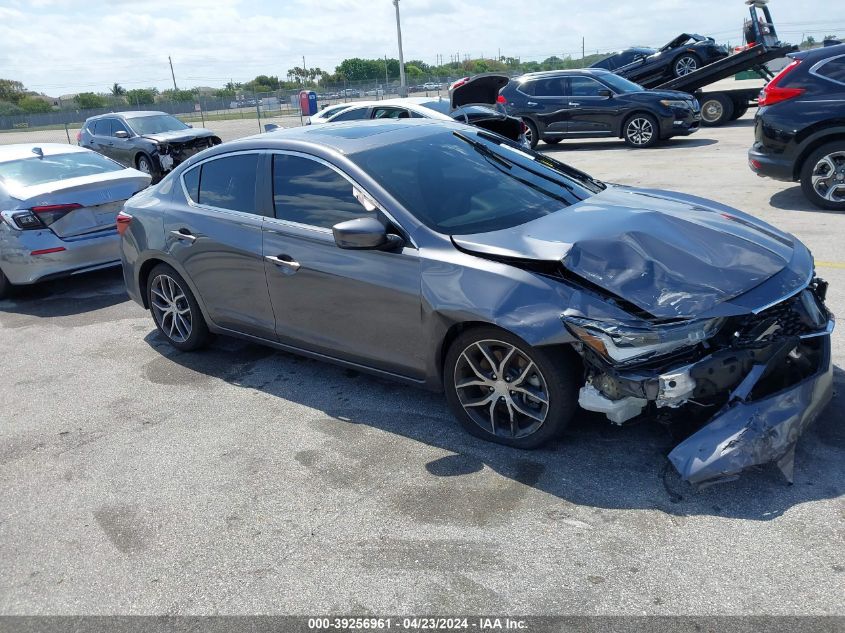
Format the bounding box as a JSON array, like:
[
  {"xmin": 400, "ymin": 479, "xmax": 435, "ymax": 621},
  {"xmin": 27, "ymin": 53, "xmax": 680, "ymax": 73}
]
[
  {"xmin": 165, "ymin": 153, "xmax": 275, "ymax": 338},
  {"xmin": 564, "ymin": 77, "xmax": 619, "ymax": 135},
  {"xmin": 109, "ymin": 119, "xmax": 135, "ymax": 166},
  {"xmin": 89, "ymin": 119, "xmax": 118, "ymax": 160},
  {"xmin": 523, "ymin": 77, "xmax": 569, "ymax": 134}
]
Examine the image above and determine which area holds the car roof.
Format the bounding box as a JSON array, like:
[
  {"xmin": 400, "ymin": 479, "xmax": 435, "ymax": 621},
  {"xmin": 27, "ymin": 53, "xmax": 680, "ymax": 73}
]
[
  {"xmin": 325, "ymin": 98, "xmax": 454, "ymax": 121},
  {"xmin": 515, "ymin": 68, "xmax": 613, "ymax": 80},
  {"xmin": 198, "ymin": 119, "xmax": 469, "ymax": 158},
  {"xmin": 85, "ymin": 110, "xmax": 168, "ymax": 121},
  {"xmin": 790, "ymin": 42, "xmax": 845, "ymax": 62},
  {"xmin": 0, "ymin": 143, "xmax": 92, "ymax": 163}
]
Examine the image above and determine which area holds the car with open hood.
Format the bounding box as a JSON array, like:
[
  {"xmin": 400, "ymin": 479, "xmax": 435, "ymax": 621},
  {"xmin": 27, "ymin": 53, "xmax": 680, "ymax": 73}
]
[
  {"xmin": 78, "ymin": 111, "xmax": 221, "ymax": 182},
  {"xmin": 591, "ymin": 34, "xmax": 730, "ymax": 85},
  {"xmin": 322, "ymin": 74, "xmax": 527, "ymax": 146},
  {"xmin": 119, "ymin": 119, "xmax": 833, "ymax": 486}
]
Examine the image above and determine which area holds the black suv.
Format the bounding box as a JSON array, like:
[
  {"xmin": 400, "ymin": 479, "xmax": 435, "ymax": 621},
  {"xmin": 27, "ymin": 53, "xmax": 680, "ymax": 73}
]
[
  {"xmin": 748, "ymin": 44, "xmax": 845, "ymax": 210},
  {"xmin": 78, "ymin": 111, "xmax": 221, "ymax": 181},
  {"xmin": 500, "ymin": 69, "xmax": 701, "ymax": 149}
]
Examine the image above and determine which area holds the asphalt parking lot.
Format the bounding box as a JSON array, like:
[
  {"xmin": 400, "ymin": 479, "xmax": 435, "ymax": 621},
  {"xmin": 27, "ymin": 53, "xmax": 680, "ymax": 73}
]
[{"xmin": 0, "ymin": 115, "xmax": 843, "ymax": 616}]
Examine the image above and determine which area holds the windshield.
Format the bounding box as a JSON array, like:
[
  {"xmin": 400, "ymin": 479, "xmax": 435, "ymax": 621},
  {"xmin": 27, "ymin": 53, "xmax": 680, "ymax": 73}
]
[
  {"xmin": 599, "ymin": 73, "xmax": 645, "ymax": 94},
  {"xmin": 352, "ymin": 129, "xmax": 604, "ymax": 235},
  {"xmin": 0, "ymin": 152, "xmax": 122, "ymax": 188},
  {"xmin": 127, "ymin": 114, "xmax": 190, "ymax": 135}
]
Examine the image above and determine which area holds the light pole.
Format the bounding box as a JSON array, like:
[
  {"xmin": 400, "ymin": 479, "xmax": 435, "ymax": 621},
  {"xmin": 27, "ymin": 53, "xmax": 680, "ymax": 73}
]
[{"xmin": 393, "ymin": 0, "xmax": 407, "ymax": 96}]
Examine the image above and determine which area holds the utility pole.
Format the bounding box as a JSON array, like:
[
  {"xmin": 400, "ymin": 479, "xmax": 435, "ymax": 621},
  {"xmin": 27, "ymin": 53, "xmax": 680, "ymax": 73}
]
[
  {"xmin": 302, "ymin": 55, "xmax": 306, "ymax": 85},
  {"xmin": 581, "ymin": 37, "xmax": 585, "ymax": 67},
  {"xmin": 168, "ymin": 56, "xmax": 178, "ymax": 91},
  {"xmin": 393, "ymin": 0, "xmax": 407, "ymax": 96},
  {"xmin": 385, "ymin": 54, "xmax": 389, "ymax": 88}
]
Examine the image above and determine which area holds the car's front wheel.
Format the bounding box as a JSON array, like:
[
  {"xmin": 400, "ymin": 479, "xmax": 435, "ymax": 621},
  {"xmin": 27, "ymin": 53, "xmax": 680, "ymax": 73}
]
[
  {"xmin": 623, "ymin": 114, "xmax": 659, "ymax": 148},
  {"xmin": 444, "ymin": 327, "xmax": 578, "ymax": 449},
  {"xmin": 136, "ymin": 152, "xmax": 161, "ymax": 182},
  {"xmin": 147, "ymin": 263, "xmax": 209, "ymax": 351},
  {"xmin": 800, "ymin": 142, "xmax": 845, "ymax": 211}
]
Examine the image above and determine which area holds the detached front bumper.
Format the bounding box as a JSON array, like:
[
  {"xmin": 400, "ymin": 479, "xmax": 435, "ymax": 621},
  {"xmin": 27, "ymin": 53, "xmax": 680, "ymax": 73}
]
[{"xmin": 669, "ymin": 333, "xmax": 833, "ymax": 485}]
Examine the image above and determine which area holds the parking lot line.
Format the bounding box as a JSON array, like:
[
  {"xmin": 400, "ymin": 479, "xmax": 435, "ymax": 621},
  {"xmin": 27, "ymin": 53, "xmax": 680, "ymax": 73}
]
[{"xmin": 815, "ymin": 261, "xmax": 845, "ymax": 269}]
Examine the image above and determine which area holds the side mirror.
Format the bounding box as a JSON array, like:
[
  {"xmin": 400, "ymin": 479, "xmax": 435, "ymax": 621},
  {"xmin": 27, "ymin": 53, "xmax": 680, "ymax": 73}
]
[
  {"xmin": 114, "ymin": 130, "xmax": 129, "ymax": 138},
  {"xmin": 186, "ymin": 124, "xmax": 193, "ymax": 128},
  {"xmin": 264, "ymin": 123, "xmax": 280, "ymax": 132},
  {"xmin": 598, "ymin": 89, "xmax": 613, "ymax": 98},
  {"xmin": 332, "ymin": 217, "xmax": 403, "ymax": 251}
]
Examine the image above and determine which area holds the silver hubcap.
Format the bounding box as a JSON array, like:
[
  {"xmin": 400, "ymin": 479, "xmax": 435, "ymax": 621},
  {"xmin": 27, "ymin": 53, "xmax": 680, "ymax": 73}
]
[
  {"xmin": 675, "ymin": 56, "xmax": 697, "ymax": 76},
  {"xmin": 626, "ymin": 118, "xmax": 654, "ymax": 146},
  {"xmin": 137, "ymin": 157, "xmax": 151, "ymax": 174},
  {"xmin": 150, "ymin": 274, "xmax": 192, "ymax": 343},
  {"xmin": 701, "ymin": 100, "xmax": 723, "ymax": 123},
  {"xmin": 811, "ymin": 151, "xmax": 845, "ymax": 203},
  {"xmin": 454, "ymin": 339, "xmax": 550, "ymax": 439}
]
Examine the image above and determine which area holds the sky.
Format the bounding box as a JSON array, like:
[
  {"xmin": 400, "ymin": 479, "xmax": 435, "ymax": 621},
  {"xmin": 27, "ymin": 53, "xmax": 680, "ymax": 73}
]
[{"xmin": 0, "ymin": 0, "xmax": 842, "ymax": 96}]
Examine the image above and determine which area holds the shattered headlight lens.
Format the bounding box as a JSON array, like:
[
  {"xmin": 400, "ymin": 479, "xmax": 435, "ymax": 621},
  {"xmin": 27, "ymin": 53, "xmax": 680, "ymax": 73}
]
[{"xmin": 564, "ymin": 316, "xmax": 723, "ymax": 363}]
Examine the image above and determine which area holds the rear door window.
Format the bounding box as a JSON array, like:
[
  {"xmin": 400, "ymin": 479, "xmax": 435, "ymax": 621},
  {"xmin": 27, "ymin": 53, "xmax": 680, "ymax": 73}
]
[
  {"xmin": 372, "ymin": 107, "xmax": 410, "ymax": 119},
  {"xmin": 330, "ymin": 107, "xmax": 370, "ymax": 121},
  {"xmin": 531, "ymin": 78, "xmax": 566, "ymax": 97},
  {"xmin": 93, "ymin": 119, "xmax": 111, "ymax": 136},
  {"xmin": 194, "ymin": 154, "xmax": 259, "ymax": 213}
]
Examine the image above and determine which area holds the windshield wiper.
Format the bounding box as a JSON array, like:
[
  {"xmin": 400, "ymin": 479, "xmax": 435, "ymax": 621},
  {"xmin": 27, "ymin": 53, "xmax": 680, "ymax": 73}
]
[{"xmin": 453, "ymin": 131, "xmax": 513, "ymax": 169}]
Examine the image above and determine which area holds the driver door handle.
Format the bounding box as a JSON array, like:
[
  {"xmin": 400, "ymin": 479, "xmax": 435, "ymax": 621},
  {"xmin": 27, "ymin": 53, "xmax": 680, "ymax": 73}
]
[
  {"xmin": 568, "ymin": 102, "xmax": 580, "ymax": 107},
  {"xmin": 266, "ymin": 255, "xmax": 301, "ymax": 271},
  {"xmin": 170, "ymin": 229, "xmax": 196, "ymax": 243},
  {"xmin": 526, "ymin": 101, "xmax": 538, "ymax": 106}
]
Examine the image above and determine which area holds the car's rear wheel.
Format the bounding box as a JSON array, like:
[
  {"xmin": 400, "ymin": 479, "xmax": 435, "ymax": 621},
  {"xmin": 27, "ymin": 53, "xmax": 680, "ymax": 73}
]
[
  {"xmin": 800, "ymin": 142, "xmax": 845, "ymax": 211},
  {"xmin": 147, "ymin": 263, "xmax": 209, "ymax": 351},
  {"xmin": 623, "ymin": 114, "xmax": 659, "ymax": 148},
  {"xmin": 544, "ymin": 138, "xmax": 562, "ymax": 145},
  {"xmin": 523, "ymin": 119, "xmax": 539, "ymax": 149},
  {"xmin": 700, "ymin": 94, "xmax": 734, "ymax": 126},
  {"xmin": 673, "ymin": 54, "xmax": 700, "ymax": 78},
  {"xmin": 444, "ymin": 327, "xmax": 578, "ymax": 449}
]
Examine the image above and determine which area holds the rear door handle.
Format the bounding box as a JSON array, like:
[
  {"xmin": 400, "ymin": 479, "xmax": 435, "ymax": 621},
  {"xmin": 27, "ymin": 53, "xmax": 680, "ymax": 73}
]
[
  {"xmin": 170, "ymin": 229, "xmax": 196, "ymax": 243},
  {"xmin": 568, "ymin": 102, "xmax": 580, "ymax": 107},
  {"xmin": 526, "ymin": 101, "xmax": 538, "ymax": 106},
  {"xmin": 265, "ymin": 255, "xmax": 300, "ymax": 271}
]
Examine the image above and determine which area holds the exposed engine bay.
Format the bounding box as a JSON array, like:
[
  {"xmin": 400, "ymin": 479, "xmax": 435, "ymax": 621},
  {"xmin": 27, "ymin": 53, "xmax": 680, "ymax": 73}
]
[
  {"xmin": 563, "ymin": 279, "xmax": 833, "ymax": 485},
  {"xmin": 150, "ymin": 135, "xmax": 221, "ymax": 172}
]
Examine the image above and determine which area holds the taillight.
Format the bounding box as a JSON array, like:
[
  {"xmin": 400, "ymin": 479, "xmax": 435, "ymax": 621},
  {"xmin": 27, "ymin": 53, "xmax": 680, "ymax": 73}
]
[
  {"xmin": 31, "ymin": 203, "xmax": 82, "ymax": 226},
  {"xmin": 116, "ymin": 210, "xmax": 133, "ymax": 236},
  {"xmin": 758, "ymin": 60, "xmax": 804, "ymax": 106},
  {"xmin": 75, "ymin": 131, "xmax": 82, "ymax": 143},
  {"xmin": 496, "ymin": 94, "xmax": 507, "ymax": 104}
]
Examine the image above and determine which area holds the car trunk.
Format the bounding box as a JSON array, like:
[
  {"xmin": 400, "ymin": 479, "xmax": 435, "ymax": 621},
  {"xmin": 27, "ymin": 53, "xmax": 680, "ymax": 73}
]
[{"xmin": 12, "ymin": 171, "xmax": 150, "ymax": 239}]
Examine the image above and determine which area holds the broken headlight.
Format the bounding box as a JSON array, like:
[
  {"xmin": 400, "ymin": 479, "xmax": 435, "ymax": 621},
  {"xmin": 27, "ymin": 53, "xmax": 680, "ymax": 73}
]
[{"xmin": 564, "ymin": 316, "xmax": 723, "ymax": 364}]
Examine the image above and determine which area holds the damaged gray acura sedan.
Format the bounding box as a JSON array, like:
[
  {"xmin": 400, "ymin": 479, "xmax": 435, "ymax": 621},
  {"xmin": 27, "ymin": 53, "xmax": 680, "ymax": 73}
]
[{"xmin": 119, "ymin": 119, "xmax": 834, "ymax": 485}]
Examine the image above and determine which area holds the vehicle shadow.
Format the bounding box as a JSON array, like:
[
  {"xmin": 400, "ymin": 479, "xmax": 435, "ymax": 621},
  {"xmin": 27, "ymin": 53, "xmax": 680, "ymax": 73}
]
[
  {"xmin": 0, "ymin": 267, "xmax": 127, "ymax": 320},
  {"xmin": 769, "ymin": 185, "xmax": 834, "ymax": 213},
  {"xmin": 540, "ymin": 138, "xmax": 718, "ymax": 153},
  {"xmin": 143, "ymin": 332, "xmax": 844, "ymax": 521}
]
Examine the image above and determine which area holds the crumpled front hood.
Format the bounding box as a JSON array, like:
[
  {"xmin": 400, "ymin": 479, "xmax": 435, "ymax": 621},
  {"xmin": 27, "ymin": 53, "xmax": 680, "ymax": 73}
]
[
  {"xmin": 140, "ymin": 128, "xmax": 215, "ymax": 144},
  {"xmin": 453, "ymin": 185, "xmax": 809, "ymax": 319}
]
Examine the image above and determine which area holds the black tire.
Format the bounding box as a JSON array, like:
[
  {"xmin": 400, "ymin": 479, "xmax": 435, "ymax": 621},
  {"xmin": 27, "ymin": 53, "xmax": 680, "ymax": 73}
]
[
  {"xmin": 147, "ymin": 263, "xmax": 209, "ymax": 351},
  {"xmin": 700, "ymin": 94, "xmax": 734, "ymax": 127},
  {"xmin": 800, "ymin": 141, "xmax": 845, "ymax": 211},
  {"xmin": 443, "ymin": 326, "xmax": 579, "ymax": 449},
  {"xmin": 136, "ymin": 152, "xmax": 161, "ymax": 182},
  {"xmin": 0, "ymin": 269, "xmax": 11, "ymax": 300},
  {"xmin": 673, "ymin": 53, "xmax": 701, "ymax": 78},
  {"xmin": 729, "ymin": 99, "xmax": 749, "ymax": 120},
  {"xmin": 622, "ymin": 113, "xmax": 659, "ymax": 148},
  {"xmin": 523, "ymin": 118, "xmax": 539, "ymax": 150},
  {"xmin": 544, "ymin": 138, "xmax": 562, "ymax": 145}
]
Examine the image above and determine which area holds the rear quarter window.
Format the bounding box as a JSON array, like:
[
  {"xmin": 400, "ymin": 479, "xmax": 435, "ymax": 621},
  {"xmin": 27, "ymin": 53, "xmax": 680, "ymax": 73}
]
[{"xmin": 816, "ymin": 56, "xmax": 845, "ymax": 84}]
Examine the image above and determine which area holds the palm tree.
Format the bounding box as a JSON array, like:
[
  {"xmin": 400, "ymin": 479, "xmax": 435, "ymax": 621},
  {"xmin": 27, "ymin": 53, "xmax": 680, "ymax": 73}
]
[{"xmin": 111, "ymin": 83, "xmax": 126, "ymax": 97}]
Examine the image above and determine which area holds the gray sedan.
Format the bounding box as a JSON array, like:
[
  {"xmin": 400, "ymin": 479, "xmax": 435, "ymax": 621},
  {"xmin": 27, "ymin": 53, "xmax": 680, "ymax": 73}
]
[
  {"xmin": 0, "ymin": 143, "xmax": 150, "ymax": 298},
  {"xmin": 119, "ymin": 120, "xmax": 833, "ymax": 486}
]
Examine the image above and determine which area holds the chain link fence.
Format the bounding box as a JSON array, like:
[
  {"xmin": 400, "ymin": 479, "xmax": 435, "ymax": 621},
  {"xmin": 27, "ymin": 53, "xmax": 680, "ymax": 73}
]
[{"xmin": 0, "ymin": 75, "xmax": 461, "ymax": 146}]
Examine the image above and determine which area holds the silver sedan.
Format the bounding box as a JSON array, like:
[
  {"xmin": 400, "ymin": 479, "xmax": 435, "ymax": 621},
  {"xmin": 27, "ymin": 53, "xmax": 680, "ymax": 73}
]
[{"xmin": 0, "ymin": 143, "xmax": 150, "ymax": 298}]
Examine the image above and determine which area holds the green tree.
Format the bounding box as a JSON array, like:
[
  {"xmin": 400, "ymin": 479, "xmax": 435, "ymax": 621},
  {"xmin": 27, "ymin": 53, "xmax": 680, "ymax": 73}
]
[
  {"xmin": 159, "ymin": 89, "xmax": 195, "ymax": 102},
  {"xmin": 125, "ymin": 88, "xmax": 157, "ymax": 105},
  {"xmin": 0, "ymin": 79, "xmax": 26, "ymax": 104},
  {"xmin": 74, "ymin": 92, "xmax": 107, "ymax": 109},
  {"xmin": 18, "ymin": 96, "xmax": 52, "ymax": 113},
  {"xmin": 0, "ymin": 101, "xmax": 23, "ymax": 116},
  {"xmin": 111, "ymin": 82, "xmax": 126, "ymax": 97}
]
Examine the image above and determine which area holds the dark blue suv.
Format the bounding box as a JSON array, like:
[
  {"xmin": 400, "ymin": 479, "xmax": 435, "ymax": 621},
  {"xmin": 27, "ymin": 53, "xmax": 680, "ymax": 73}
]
[
  {"xmin": 499, "ymin": 69, "xmax": 701, "ymax": 149},
  {"xmin": 748, "ymin": 44, "xmax": 845, "ymax": 210}
]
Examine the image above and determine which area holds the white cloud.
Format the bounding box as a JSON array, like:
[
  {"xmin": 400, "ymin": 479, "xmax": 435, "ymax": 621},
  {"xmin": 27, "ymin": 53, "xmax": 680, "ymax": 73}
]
[{"xmin": 0, "ymin": 0, "xmax": 840, "ymax": 94}]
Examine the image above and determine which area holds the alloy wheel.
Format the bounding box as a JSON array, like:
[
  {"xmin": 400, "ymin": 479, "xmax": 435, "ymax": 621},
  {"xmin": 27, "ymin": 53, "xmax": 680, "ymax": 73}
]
[
  {"xmin": 522, "ymin": 120, "xmax": 533, "ymax": 146},
  {"xmin": 150, "ymin": 274, "xmax": 193, "ymax": 343},
  {"xmin": 675, "ymin": 56, "xmax": 698, "ymax": 76},
  {"xmin": 810, "ymin": 151, "xmax": 845, "ymax": 203},
  {"xmin": 453, "ymin": 339, "xmax": 550, "ymax": 439},
  {"xmin": 701, "ymin": 100, "xmax": 723, "ymax": 124},
  {"xmin": 626, "ymin": 117, "xmax": 654, "ymax": 146},
  {"xmin": 137, "ymin": 156, "xmax": 152, "ymax": 174}
]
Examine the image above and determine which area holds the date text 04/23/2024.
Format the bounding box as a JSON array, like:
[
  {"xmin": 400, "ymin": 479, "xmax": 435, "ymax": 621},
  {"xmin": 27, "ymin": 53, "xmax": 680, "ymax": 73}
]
[{"xmin": 307, "ymin": 617, "xmax": 528, "ymax": 630}]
